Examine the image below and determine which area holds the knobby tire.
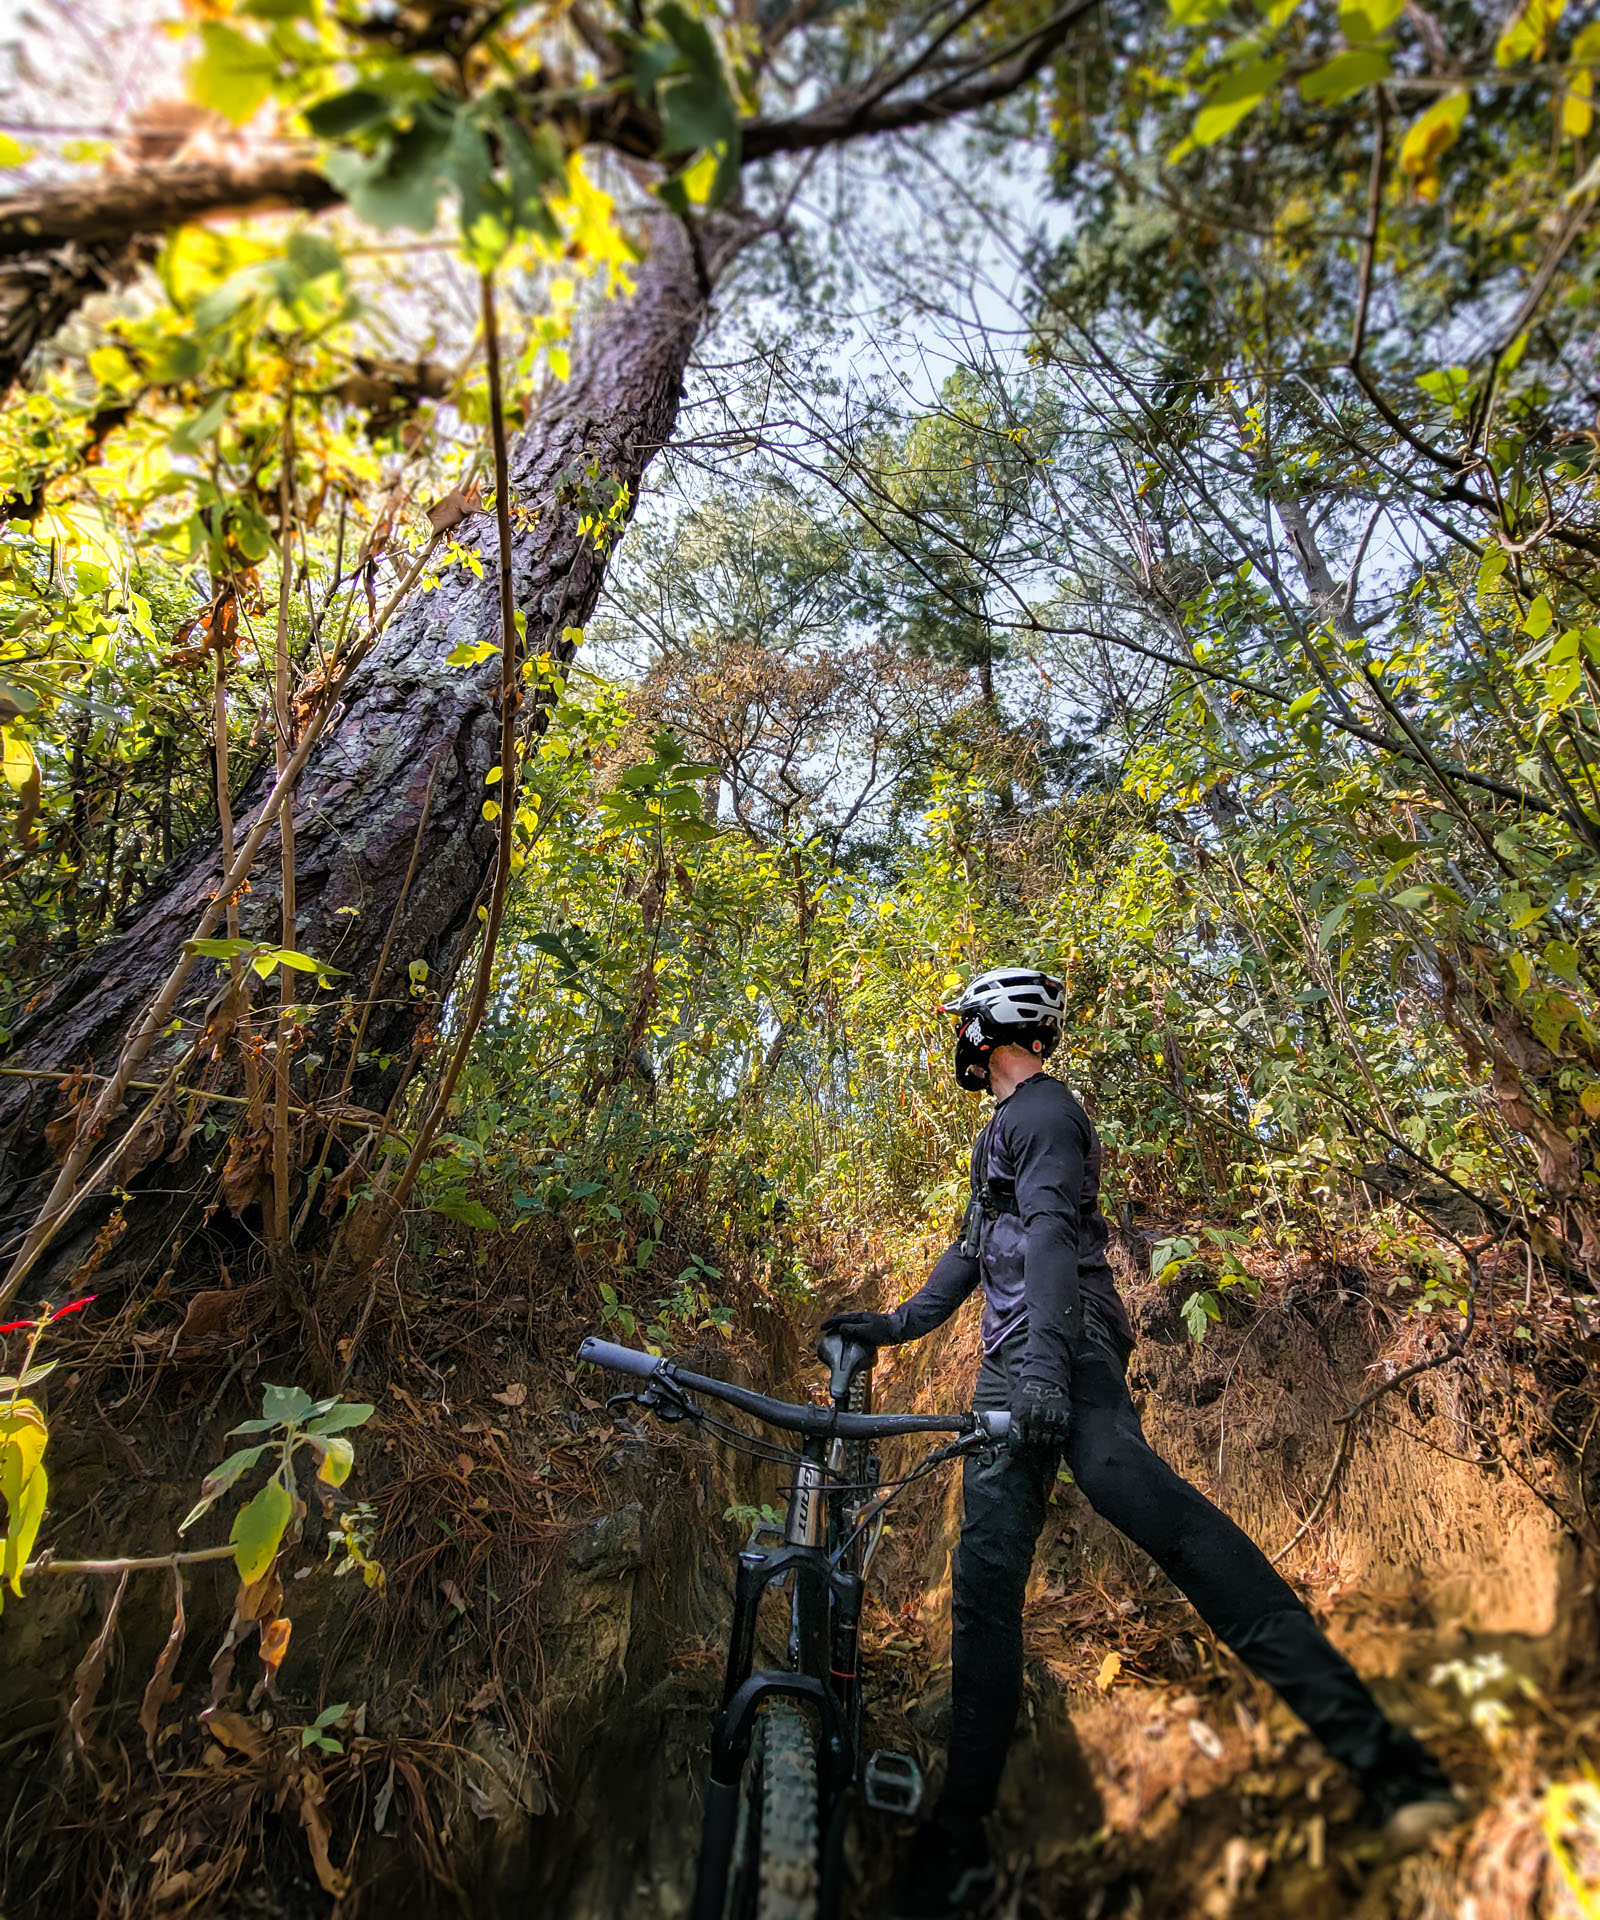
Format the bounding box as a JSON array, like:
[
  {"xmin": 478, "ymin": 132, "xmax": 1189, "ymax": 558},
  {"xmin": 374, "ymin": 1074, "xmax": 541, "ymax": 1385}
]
[{"xmin": 729, "ymin": 1699, "xmax": 821, "ymax": 1920}]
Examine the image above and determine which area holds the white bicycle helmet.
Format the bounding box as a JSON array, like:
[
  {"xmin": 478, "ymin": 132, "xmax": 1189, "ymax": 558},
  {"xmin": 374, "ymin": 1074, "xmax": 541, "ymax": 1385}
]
[{"xmin": 940, "ymin": 967, "xmax": 1066, "ymax": 1091}]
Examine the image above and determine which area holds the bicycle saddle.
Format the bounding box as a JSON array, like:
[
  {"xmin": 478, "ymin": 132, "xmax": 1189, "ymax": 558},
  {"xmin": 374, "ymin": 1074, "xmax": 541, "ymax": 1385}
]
[{"xmin": 815, "ymin": 1328, "xmax": 875, "ymax": 1400}]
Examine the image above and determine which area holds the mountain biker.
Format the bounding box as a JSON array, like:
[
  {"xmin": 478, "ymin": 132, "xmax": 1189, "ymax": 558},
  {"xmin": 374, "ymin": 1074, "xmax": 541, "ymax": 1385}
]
[{"xmin": 822, "ymin": 966, "xmax": 1458, "ymax": 1920}]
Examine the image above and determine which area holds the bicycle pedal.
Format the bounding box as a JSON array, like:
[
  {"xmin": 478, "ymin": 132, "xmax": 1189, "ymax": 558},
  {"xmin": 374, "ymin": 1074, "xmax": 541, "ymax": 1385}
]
[{"xmin": 863, "ymin": 1749, "xmax": 923, "ymax": 1817}]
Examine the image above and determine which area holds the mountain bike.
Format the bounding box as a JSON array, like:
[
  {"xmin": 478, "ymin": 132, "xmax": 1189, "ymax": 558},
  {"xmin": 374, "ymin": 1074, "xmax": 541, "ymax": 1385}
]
[{"xmin": 578, "ymin": 1330, "xmax": 1010, "ymax": 1920}]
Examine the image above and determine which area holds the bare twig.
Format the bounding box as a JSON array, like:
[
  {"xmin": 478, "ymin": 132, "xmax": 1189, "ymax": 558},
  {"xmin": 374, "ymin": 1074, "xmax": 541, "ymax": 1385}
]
[
  {"xmin": 1269, "ymin": 1420, "xmax": 1353, "ymax": 1566},
  {"xmin": 24, "ymin": 1544, "xmax": 236, "ymax": 1576},
  {"xmin": 385, "ymin": 270, "xmax": 522, "ymax": 1224},
  {"xmin": 272, "ymin": 393, "xmax": 298, "ymax": 1256},
  {"xmin": 1333, "ymin": 1257, "xmax": 1481, "ymax": 1425}
]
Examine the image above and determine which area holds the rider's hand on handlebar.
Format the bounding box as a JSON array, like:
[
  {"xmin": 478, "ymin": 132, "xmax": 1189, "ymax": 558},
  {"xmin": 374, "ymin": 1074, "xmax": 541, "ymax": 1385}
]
[
  {"xmin": 821, "ymin": 1309, "xmax": 900, "ymax": 1348},
  {"xmin": 1012, "ymin": 1381, "xmax": 1073, "ymax": 1449}
]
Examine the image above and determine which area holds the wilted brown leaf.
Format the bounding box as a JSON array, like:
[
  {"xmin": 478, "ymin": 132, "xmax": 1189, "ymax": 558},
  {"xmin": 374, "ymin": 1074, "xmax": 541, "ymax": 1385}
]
[
  {"xmin": 220, "ymin": 1124, "xmax": 273, "ymax": 1218},
  {"xmin": 139, "ymin": 1564, "xmax": 187, "ymax": 1769},
  {"xmin": 202, "ymin": 1707, "xmax": 268, "ymax": 1762},
  {"xmin": 115, "ymin": 1108, "xmax": 169, "ymax": 1184},
  {"xmin": 427, "ymin": 481, "xmax": 483, "ymax": 533},
  {"xmin": 259, "ymin": 1614, "xmax": 292, "ymax": 1674},
  {"xmin": 168, "ymin": 1285, "xmax": 243, "ymax": 1355},
  {"xmin": 491, "ymin": 1382, "xmax": 527, "ymax": 1408},
  {"xmin": 296, "ymin": 1763, "xmax": 351, "ymax": 1897},
  {"xmin": 207, "ymin": 1569, "xmax": 283, "ymax": 1709},
  {"xmin": 15, "ymin": 762, "xmax": 40, "ymax": 849},
  {"xmin": 43, "ymin": 1068, "xmax": 92, "ymax": 1158},
  {"xmin": 68, "ymin": 1570, "xmax": 129, "ymax": 1770}
]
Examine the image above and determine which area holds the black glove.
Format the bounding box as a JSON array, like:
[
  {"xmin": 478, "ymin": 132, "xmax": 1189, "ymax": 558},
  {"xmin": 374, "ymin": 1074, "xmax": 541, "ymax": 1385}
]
[
  {"xmin": 820, "ymin": 1310, "xmax": 901, "ymax": 1349},
  {"xmin": 1012, "ymin": 1381, "xmax": 1073, "ymax": 1449}
]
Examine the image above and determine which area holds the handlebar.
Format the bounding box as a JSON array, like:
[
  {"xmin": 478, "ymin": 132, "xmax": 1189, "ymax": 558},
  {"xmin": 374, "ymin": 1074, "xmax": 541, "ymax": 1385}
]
[{"xmin": 577, "ymin": 1336, "xmax": 1011, "ymax": 1443}]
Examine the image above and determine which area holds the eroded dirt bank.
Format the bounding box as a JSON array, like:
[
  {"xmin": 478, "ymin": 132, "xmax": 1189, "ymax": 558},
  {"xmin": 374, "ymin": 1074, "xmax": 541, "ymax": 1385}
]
[
  {"xmin": 2, "ymin": 1228, "xmax": 1596, "ymax": 1919},
  {"xmin": 534, "ymin": 1234, "xmax": 1600, "ymax": 1920}
]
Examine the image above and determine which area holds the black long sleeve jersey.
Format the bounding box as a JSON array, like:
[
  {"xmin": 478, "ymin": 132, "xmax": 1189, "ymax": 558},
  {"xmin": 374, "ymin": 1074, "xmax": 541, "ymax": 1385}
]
[{"xmin": 888, "ymin": 1075, "xmax": 1131, "ymax": 1394}]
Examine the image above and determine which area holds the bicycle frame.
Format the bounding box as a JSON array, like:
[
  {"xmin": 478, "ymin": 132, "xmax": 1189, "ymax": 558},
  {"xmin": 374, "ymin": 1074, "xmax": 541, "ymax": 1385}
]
[
  {"xmin": 689, "ymin": 1361, "xmax": 872, "ymax": 1920},
  {"xmin": 575, "ymin": 1332, "xmax": 1007, "ymax": 1920}
]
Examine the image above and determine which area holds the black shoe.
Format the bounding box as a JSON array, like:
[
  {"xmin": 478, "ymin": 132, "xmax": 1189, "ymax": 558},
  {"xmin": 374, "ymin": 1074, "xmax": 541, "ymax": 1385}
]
[{"xmin": 887, "ymin": 1812, "xmax": 996, "ymax": 1919}]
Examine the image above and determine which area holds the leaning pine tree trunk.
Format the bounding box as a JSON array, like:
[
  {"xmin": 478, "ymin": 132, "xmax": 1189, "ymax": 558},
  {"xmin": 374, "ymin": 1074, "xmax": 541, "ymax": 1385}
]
[{"xmin": 0, "ymin": 218, "xmax": 719, "ymax": 1289}]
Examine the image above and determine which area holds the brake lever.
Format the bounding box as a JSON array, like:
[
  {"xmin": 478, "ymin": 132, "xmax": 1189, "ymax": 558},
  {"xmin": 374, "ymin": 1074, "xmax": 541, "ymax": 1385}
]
[{"xmin": 607, "ymin": 1381, "xmax": 699, "ymax": 1424}]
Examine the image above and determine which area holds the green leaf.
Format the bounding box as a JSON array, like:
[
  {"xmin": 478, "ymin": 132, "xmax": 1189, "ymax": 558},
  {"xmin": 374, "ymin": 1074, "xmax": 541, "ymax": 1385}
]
[
  {"xmin": 270, "ymin": 947, "xmax": 335, "ymax": 974},
  {"xmin": 178, "ymin": 1443, "xmax": 270, "ymax": 1533},
  {"xmin": 656, "ymin": 71, "xmax": 737, "ymax": 158},
  {"xmin": 656, "ymin": 1, "xmax": 727, "ymax": 79},
  {"xmin": 1180, "ymin": 1289, "xmax": 1219, "ymax": 1342},
  {"xmin": 300, "ymin": 1703, "xmax": 348, "ymax": 1749},
  {"xmin": 169, "ymin": 390, "xmax": 232, "ymax": 454},
  {"xmin": 303, "ymin": 86, "xmax": 393, "ymax": 139},
  {"xmin": 1338, "ymin": 0, "xmax": 1403, "ymax": 37},
  {"xmin": 303, "ymin": 1402, "xmax": 375, "ymax": 1437},
  {"xmin": 1192, "ymin": 59, "xmax": 1285, "ymax": 147},
  {"xmin": 1547, "ymin": 656, "xmax": 1582, "ymax": 709},
  {"xmin": 0, "ymin": 1359, "xmax": 56, "ymax": 1394},
  {"xmin": 189, "ymin": 936, "xmax": 261, "ymax": 963},
  {"xmin": 323, "ymin": 111, "xmax": 454, "ymax": 232},
  {"xmin": 1300, "ymin": 47, "xmax": 1391, "ymax": 103},
  {"xmin": 1545, "ymin": 939, "xmax": 1582, "ymax": 987},
  {"xmin": 260, "ymin": 1383, "xmax": 317, "ymax": 1426},
  {"xmin": 230, "ymin": 1473, "xmax": 293, "ymax": 1584},
  {"xmin": 0, "ymin": 1417, "xmax": 47, "ymax": 1602},
  {"xmin": 286, "ymin": 231, "xmax": 342, "ymax": 284},
  {"xmin": 1523, "ymin": 593, "xmax": 1554, "ymax": 638},
  {"xmin": 1286, "ymin": 690, "xmax": 1319, "ymax": 719},
  {"xmin": 189, "ymin": 22, "xmax": 278, "ymax": 125},
  {"xmin": 431, "ymin": 1191, "xmax": 500, "ymax": 1232}
]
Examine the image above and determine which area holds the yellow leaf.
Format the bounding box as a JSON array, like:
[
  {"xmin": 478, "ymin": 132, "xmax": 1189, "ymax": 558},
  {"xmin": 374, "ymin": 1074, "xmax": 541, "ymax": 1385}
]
[
  {"xmin": 1096, "ymin": 1650, "xmax": 1123, "ymax": 1692},
  {"xmin": 1564, "ymin": 68, "xmax": 1593, "ymax": 140},
  {"xmin": 1581, "ymin": 1082, "xmax": 1600, "ymax": 1121},
  {"xmin": 1495, "ymin": 0, "xmax": 1565, "ymax": 67},
  {"xmin": 315, "ymin": 1437, "xmax": 354, "ymax": 1487},
  {"xmin": 0, "ymin": 1404, "xmax": 49, "ymax": 1600},
  {"xmin": 677, "ymin": 148, "xmax": 721, "ymax": 208},
  {"xmin": 230, "ymin": 1474, "xmax": 292, "ymax": 1585},
  {"xmin": 1400, "ymin": 91, "xmax": 1469, "ymax": 203},
  {"xmin": 1192, "ymin": 58, "xmax": 1286, "ymax": 147},
  {"xmin": 1, "ymin": 729, "xmax": 34, "ymax": 791}
]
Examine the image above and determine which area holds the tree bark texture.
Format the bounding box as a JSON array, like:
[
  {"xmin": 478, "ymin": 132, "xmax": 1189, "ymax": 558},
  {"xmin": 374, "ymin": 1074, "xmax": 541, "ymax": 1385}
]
[{"xmin": 0, "ymin": 217, "xmax": 717, "ymax": 1243}]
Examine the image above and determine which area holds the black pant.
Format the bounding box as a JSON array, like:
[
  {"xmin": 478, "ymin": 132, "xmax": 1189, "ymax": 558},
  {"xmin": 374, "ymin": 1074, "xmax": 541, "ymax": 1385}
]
[{"xmin": 942, "ymin": 1315, "xmax": 1430, "ymax": 1815}]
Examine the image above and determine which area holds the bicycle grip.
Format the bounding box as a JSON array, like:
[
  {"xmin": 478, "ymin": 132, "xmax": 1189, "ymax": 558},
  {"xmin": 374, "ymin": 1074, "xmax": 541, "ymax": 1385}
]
[
  {"xmin": 577, "ymin": 1336, "xmax": 662, "ymax": 1381},
  {"xmin": 980, "ymin": 1410, "xmax": 1011, "ymax": 1441}
]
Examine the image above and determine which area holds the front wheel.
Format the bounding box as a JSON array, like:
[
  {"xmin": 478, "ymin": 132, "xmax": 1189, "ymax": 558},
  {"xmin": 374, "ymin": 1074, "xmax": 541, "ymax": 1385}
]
[{"xmin": 728, "ymin": 1698, "xmax": 821, "ymax": 1920}]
